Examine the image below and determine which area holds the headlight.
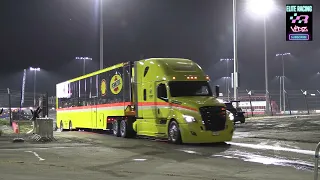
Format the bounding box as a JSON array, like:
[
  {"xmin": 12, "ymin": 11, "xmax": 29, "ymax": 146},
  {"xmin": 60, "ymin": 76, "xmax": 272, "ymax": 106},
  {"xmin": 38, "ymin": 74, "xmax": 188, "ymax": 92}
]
[
  {"xmin": 226, "ymin": 110, "xmax": 234, "ymax": 121},
  {"xmin": 183, "ymin": 115, "xmax": 196, "ymax": 123}
]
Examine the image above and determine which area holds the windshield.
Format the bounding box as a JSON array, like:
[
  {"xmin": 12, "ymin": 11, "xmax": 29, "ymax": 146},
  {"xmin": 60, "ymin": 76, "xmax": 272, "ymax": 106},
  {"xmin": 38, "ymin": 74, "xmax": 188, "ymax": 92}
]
[{"xmin": 169, "ymin": 81, "xmax": 213, "ymax": 97}]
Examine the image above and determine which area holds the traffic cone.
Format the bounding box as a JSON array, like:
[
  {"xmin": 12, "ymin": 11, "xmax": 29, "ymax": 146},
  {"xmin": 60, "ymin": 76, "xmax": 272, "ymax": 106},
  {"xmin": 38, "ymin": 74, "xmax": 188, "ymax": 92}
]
[{"xmin": 12, "ymin": 122, "xmax": 19, "ymax": 134}]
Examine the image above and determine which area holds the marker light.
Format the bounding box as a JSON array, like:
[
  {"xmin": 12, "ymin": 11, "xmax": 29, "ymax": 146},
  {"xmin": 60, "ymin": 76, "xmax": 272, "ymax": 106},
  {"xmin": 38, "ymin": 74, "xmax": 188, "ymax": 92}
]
[
  {"xmin": 173, "ymin": 77, "xmax": 176, "ymax": 80},
  {"xmin": 186, "ymin": 76, "xmax": 198, "ymax": 80},
  {"xmin": 206, "ymin": 76, "xmax": 210, "ymax": 80}
]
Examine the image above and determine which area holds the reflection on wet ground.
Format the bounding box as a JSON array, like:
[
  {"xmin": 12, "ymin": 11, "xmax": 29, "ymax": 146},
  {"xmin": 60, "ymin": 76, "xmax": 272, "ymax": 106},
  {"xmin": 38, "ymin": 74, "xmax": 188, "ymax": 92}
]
[{"xmin": 213, "ymin": 150, "xmax": 315, "ymax": 171}]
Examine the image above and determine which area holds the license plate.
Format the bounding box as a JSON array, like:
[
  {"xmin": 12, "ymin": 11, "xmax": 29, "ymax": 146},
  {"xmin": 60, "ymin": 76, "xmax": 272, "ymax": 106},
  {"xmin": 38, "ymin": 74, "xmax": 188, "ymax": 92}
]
[{"xmin": 212, "ymin": 132, "xmax": 219, "ymax": 136}]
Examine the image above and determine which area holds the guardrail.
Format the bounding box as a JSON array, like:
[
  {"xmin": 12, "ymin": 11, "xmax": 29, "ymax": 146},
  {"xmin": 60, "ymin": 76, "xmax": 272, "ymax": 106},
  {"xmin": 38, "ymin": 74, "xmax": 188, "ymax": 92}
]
[{"xmin": 314, "ymin": 142, "xmax": 320, "ymax": 180}]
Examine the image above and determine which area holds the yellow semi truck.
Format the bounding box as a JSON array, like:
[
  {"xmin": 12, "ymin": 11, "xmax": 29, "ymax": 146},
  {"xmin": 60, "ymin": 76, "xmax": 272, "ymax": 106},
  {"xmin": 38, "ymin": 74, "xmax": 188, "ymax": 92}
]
[{"xmin": 56, "ymin": 58, "xmax": 234, "ymax": 144}]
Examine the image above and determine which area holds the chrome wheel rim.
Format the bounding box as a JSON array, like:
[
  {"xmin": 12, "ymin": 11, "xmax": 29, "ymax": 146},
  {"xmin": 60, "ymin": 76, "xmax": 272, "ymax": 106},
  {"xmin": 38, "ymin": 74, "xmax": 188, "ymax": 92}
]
[
  {"xmin": 120, "ymin": 120, "xmax": 126, "ymax": 136},
  {"xmin": 169, "ymin": 124, "xmax": 178, "ymax": 142}
]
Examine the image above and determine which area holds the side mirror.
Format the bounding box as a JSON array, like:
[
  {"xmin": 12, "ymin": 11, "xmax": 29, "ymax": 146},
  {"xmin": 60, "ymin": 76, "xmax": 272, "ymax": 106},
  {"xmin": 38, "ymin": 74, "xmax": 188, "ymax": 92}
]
[
  {"xmin": 0, "ymin": 108, "xmax": 3, "ymax": 114},
  {"xmin": 215, "ymin": 85, "xmax": 220, "ymax": 97}
]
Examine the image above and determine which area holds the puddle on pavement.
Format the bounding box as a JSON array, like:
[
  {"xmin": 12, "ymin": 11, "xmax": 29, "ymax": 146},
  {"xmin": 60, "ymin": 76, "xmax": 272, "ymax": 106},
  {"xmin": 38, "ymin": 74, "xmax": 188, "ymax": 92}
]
[
  {"xmin": 233, "ymin": 132, "xmax": 252, "ymax": 138},
  {"xmin": 228, "ymin": 142, "xmax": 314, "ymax": 156},
  {"xmin": 213, "ymin": 150, "xmax": 315, "ymax": 171},
  {"xmin": 274, "ymin": 123, "xmax": 292, "ymax": 128}
]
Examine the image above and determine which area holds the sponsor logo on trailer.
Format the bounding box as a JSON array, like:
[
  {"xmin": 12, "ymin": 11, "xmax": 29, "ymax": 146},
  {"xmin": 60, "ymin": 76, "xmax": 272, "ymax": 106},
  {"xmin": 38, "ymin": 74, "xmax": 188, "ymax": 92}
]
[
  {"xmin": 110, "ymin": 74, "xmax": 123, "ymax": 95},
  {"xmin": 101, "ymin": 79, "xmax": 107, "ymax": 96}
]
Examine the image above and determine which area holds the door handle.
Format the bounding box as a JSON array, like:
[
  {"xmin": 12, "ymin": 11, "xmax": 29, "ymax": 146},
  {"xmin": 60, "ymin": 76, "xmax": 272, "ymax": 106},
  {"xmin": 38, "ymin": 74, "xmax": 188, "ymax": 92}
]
[{"xmin": 158, "ymin": 108, "xmax": 160, "ymax": 114}]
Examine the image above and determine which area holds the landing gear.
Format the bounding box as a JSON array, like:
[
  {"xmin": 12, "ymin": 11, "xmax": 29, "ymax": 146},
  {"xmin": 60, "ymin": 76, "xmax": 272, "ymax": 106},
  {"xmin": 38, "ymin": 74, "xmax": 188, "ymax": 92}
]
[{"xmin": 59, "ymin": 121, "xmax": 64, "ymax": 132}]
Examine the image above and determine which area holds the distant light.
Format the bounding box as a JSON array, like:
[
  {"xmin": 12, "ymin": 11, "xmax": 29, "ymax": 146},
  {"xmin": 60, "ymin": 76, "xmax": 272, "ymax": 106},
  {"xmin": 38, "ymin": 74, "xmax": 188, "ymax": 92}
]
[
  {"xmin": 75, "ymin": 57, "xmax": 92, "ymax": 60},
  {"xmin": 276, "ymin": 53, "xmax": 291, "ymax": 56},
  {"xmin": 220, "ymin": 58, "xmax": 234, "ymax": 61},
  {"xmin": 247, "ymin": 0, "xmax": 274, "ymax": 16},
  {"xmin": 172, "ymin": 76, "xmax": 176, "ymax": 80},
  {"xmin": 29, "ymin": 67, "xmax": 40, "ymax": 71}
]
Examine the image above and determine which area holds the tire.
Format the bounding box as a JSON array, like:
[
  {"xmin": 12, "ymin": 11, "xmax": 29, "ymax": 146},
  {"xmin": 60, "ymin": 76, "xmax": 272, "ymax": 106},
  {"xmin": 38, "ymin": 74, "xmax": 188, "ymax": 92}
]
[
  {"xmin": 112, "ymin": 120, "xmax": 121, "ymax": 137},
  {"xmin": 120, "ymin": 120, "xmax": 128, "ymax": 138},
  {"xmin": 60, "ymin": 121, "xmax": 64, "ymax": 132},
  {"xmin": 168, "ymin": 120, "xmax": 182, "ymax": 144},
  {"xmin": 240, "ymin": 119, "xmax": 245, "ymax": 124},
  {"xmin": 69, "ymin": 121, "xmax": 72, "ymax": 131}
]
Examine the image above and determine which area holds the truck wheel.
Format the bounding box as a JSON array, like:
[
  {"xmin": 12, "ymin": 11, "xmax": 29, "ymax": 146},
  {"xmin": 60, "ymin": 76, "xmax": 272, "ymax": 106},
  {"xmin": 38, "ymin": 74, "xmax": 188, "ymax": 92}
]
[
  {"xmin": 120, "ymin": 120, "xmax": 128, "ymax": 138},
  {"xmin": 112, "ymin": 120, "xmax": 121, "ymax": 137},
  {"xmin": 69, "ymin": 121, "xmax": 72, "ymax": 131},
  {"xmin": 60, "ymin": 121, "xmax": 64, "ymax": 132},
  {"xmin": 240, "ymin": 119, "xmax": 245, "ymax": 124},
  {"xmin": 168, "ymin": 121, "xmax": 182, "ymax": 144}
]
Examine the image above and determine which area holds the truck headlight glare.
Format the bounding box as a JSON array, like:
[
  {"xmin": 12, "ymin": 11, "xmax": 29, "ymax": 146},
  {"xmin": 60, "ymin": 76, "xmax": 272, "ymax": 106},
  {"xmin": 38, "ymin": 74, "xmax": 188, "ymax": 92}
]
[{"xmin": 183, "ymin": 115, "xmax": 196, "ymax": 123}]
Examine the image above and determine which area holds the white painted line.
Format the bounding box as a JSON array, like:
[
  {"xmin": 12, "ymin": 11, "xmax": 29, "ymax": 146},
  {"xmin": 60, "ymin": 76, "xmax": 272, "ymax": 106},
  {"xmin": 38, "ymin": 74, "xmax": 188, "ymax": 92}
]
[
  {"xmin": 177, "ymin": 149, "xmax": 202, "ymax": 155},
  {"xmin": 25, "ymin": 151, "xmax": 45, "ymax": 161},
  {"xmin": 0, "ymin": 146, "xmax": 76, "ymax": 151},
  {"xmin": 27, "ymin": 129, "xmax": 33, "ymax": 134},
  {"xmin": 228, "ymin": 142, "xmax": 314, "ymax": 156},
  {"xmin": 133, "ymin": 158, "xmax": 147, "ymax": 161}
]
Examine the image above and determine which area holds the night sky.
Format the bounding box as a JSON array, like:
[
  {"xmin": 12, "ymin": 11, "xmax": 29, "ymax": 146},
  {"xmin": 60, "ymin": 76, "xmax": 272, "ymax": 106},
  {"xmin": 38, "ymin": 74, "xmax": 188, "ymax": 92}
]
[{"xmin": 1, "ymin": 0, "xmax": 319, "ymax": 96}]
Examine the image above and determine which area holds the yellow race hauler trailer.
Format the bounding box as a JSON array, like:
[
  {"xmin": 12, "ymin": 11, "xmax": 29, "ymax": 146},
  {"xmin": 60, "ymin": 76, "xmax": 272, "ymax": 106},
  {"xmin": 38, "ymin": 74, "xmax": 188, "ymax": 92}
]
[{"xmin": 56, "ymin": 58, "xmax": 234, "ymax": 144}]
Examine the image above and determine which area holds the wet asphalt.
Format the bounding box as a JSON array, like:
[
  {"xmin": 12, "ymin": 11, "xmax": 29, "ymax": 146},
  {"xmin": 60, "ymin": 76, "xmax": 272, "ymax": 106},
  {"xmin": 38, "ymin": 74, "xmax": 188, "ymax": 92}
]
[{"xmin": 0, "ymin": 115, "xmax": 320, "ymax": 180}]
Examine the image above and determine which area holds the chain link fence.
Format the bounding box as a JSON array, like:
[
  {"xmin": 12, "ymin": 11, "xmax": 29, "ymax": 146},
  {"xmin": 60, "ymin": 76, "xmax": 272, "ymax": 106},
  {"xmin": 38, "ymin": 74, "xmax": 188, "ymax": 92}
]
[
  {"xmin": 3, "ymin": 88, "xmax": 316, "ymax": 121},
  {"xmin": 220, "ymin": 89, "xmax": 320, "ymax": 116},
  {"xmin": 0, "ymin": 88, "xmax": 50, "ymax": 122}
]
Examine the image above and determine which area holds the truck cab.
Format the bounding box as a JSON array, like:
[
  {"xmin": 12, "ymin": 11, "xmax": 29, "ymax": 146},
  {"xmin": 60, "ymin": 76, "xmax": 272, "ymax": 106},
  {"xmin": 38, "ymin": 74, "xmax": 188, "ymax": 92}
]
[{"xmin": 132, "ymin": 58, "xmax": 234, "ymax": 144}]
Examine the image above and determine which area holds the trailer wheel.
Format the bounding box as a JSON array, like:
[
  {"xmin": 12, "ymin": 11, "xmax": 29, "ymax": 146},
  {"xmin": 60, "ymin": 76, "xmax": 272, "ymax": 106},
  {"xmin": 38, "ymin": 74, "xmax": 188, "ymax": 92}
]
[
  {"xmin": 112, "ymin": 120, "xmax": 120, "ymax": 137},
  {"xmin": 69, "ymin": 121, "xmax": 72, "ymax": 131},
  {"xmin": 59, "ymin": 121, "xmax": 64, "ymax": 132},
  {"xmin": 168, "ymin": 120, "xmax": 182, "ymax": 144},
  {"xmin": 120, "ymin": 120, "xmax": 128, "ymax": 138}
]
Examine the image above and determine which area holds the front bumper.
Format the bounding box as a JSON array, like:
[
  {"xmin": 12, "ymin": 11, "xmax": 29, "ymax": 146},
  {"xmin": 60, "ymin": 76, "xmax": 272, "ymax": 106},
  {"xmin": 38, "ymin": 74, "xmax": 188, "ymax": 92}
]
[{"xmin": 179, "ymin": 121, "xmax": 234, "ymax": 144}]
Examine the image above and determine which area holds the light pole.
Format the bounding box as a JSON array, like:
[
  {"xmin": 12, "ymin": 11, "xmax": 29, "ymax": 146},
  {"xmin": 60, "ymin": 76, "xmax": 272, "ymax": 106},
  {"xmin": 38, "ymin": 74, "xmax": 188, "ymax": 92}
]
[
  {"xmin": 247, "ymin": 0, "xmax": 274, "ymax": 115},
  {"xmin": 222, "ymin": 77, "xmax": 231, "ymax": 101},
  {"xmin": 221, "ymin": 58, "xmax": 233, "ymax": 101},
  {"xmin": 75, "ymin": 57, "xmax": 92, "ymax": 75},
  {"xmin": 232, "ymin": 0, "xmax": 239, "ymax": 105},
  {"xmin": 276, "ymin": 52, "xmax": 290, "ymax": 112},
  {"xmin": 276, "ymin": 76, "xmax": 282, "ymax": 112},
  {"xmin": 100, "ymin": 0, "xmax": 103, "ymax": 70},
  {"xmin": 29, "ymin": 67, "xmax": 40, "ymax": 107}
]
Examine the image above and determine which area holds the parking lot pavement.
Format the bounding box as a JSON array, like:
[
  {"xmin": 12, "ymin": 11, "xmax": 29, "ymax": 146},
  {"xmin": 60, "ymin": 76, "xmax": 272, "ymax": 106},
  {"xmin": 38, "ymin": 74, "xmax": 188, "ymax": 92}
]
[{"xmin": 0, "ymin": 115, "xmax": 319, "ymax": 180}]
